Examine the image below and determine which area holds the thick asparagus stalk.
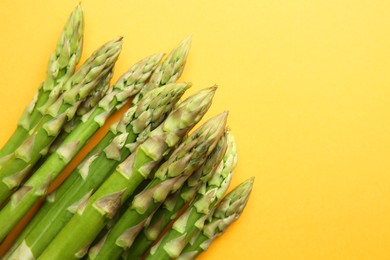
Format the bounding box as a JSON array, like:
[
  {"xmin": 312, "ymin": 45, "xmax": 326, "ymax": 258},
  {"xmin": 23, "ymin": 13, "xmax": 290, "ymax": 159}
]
[
  {"xmin": 125, "ymin": 132, "xmax": 235, "ymax": 259},
  {"xmin": 0, "ymin": 38, "xmax": 122, "ymax": 206},
  {"xmin": 6, "ymin": 40, "xmax": 192, "ymax": 259},
  {"xmin": 36, "ymin": 87, "xmax": 217, "ymax": 260},
  {"xmin": 178, "ymin": 177, "xmax": 254, "ymax": 260},
  {"xmin": 145, "ymin": 132, "xmax": 237, "ymax": 259},
  {"xmin": 88, "ymin": 119, "xmax": 228, "ymax": 260},
  {"xmin": 0, "ymin": 5, "xmax": 84, "ymax": 160}
]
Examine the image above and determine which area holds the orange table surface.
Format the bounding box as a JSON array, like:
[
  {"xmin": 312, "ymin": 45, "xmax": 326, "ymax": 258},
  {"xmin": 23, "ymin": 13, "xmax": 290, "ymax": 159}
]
[{"xmin": 1, "ymin": 0, "xmax": 390, "ymax": 259}]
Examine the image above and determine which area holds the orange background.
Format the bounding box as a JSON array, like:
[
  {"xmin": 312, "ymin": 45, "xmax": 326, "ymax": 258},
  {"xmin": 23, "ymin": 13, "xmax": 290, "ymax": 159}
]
[{"xmin": 1, "ymin": 0, "xmax": 390, "ymax": 259}]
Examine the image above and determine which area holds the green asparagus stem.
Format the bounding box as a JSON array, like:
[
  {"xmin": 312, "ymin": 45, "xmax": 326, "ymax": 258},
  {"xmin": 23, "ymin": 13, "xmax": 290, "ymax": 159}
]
[
  {"xmin": 88, "ymin": 117, "xmax": 228, "ymax": 260},
  {"xmin": 6, "ymin": 39, "xmax": 192, "ymax": 259},
  {"xmin": 0, "ymin": 37, "xmax": 122, "ymax": 208},
  {"xmin": 145, "ymin": 132, "xmax": 237, "ymax": 259},
  {"xmin": 125, "ymin": 132, "xmax": 231, "ymax": 259},
  {"xmin": 0, "ymin": 5, "xmax": 84, "ymax": 160},
  {"xmin": 178, "ymin": 177, "xmax": 254, "ymax": 260},
  {"xmin": 35, "ymin": 87, "xmax": 217, "ymax": 260}
]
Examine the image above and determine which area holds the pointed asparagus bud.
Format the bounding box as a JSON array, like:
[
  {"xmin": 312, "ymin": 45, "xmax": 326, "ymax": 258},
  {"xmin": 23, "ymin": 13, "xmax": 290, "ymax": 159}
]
[
  {"xmin": 109, "ymin": 53, "xmax": 164, "ymax": 110},
  {"xmin": 44, "ymin": 4, "xmax": 84, "ymax": 92},
  {"xmin": 178, "ymin": 177, "xmax": 254, "ymax": 259},
  {"xmin": 133, "ymin": 37, "xmax": 191, "ymax": 104}
]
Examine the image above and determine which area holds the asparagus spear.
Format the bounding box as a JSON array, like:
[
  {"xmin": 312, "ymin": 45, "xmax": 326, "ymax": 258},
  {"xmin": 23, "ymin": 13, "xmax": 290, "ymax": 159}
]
[
  {"xmin": 0, "ymin": 38, "xmax": 122, "ymax": 206},
  {"xmin": 6, "ymin": 40, "xmax": 192, "ymax": 259},
  {"xmin": 145, "ymin": 132, "xmax": 237, "ymax": 259},
  {"xmin": 35, "ymin": 87, "xmax": 217, "ymax": 260},
  {"xmin": 0, "ymin": 5, "xmax": 84, "ymax": 160},
  {"xmin": 178, "ymin": 177, "xmax": 254, "ymax": 260},
  {"xmin": 89, "ymin": 122, "xmax": 228, "ymax": 260},
  {"xmin": 125, "ymin": 132, "xmax": 233, "ymax": 259}
]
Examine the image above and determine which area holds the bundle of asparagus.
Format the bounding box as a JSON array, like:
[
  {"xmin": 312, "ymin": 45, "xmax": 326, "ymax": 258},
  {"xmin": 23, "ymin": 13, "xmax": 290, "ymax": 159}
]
[{"xmin": 0, "ymin": 4, "xmax": 254, "ymax": 260}]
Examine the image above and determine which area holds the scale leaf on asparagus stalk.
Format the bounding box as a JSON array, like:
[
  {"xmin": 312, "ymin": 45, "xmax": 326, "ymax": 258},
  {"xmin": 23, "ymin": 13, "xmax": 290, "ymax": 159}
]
[
  {"xmin": 88, "ymin": 115, "xmax": 228, "ymax": 260},
  {"xmin": 0, "ymin": 5, "xmax": 84, "ymax": 160},
  {"xmin": 125, "ymin": 131, "xmax": 233, "ymax": 260},
  {"xmin": 5, "ymin": 39, "xmax": 192, "ymax": 259},
  {"xmin": 145, "ymin": 132, "xmax": 238, "ymax": 260},
  {"xmin": 0, "ymin": 37, "xmax": 122, "ymax": 208},
  {"xmin": 22, "ymin": 87, "xmax": 217, "ymax": 260},
  {"xmin": 178, "ymin": 177, "xmax": 254, "ymax": 260}
]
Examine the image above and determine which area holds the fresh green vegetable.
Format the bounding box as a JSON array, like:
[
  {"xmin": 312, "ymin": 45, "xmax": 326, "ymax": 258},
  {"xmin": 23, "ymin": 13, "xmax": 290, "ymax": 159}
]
[
  {"xmin": 6, "ymin": 39, "xmax": 192, "ymax": 259},
  {"xmin": 0, "ymin": 5, "xmax": 84, "ymax": 161}
]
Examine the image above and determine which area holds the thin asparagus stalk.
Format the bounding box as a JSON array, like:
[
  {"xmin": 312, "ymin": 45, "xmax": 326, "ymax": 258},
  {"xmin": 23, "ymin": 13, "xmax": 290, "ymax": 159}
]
[
  {"xmin": 125, "ymin": 132, "xmax": 235, "ymax": 259},
  {"xmin": 30, "ymin": 87, "xmax": 217, "ymax": 260},
  {"xmin": 0, "ymin": 5, "xmax": 84, "ymax": 160},
  {"xmin": 0, "ymin": 37, "xmax": 122, "ymax": 208},
  {"xmin": 89, "ymin": 122, "xmax": 228, "ymax": 260},
  {"xmin": 6, "ymin": 40, "xmax": 192, "ymax": 259},
  {"xmin": 145, "ymin": 132, "xmax": 237, "ymax": 259},
  {"xmin": 178, "ymin": 177, "xmax": 254, "ymax": 260}
]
